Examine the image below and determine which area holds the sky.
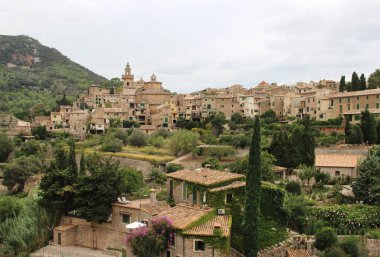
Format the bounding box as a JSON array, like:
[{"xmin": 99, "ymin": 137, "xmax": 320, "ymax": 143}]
[{"xmin": 1, "ymin": 0, "xmax": 380, "ymax": 93}]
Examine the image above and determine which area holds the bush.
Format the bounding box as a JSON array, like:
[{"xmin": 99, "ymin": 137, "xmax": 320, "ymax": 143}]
[
  {"xmin": 166, "ymin": 164, "xmax": 183, "ymax": 173},
  {"xmin": 148, "ymin": 169, "xmax": 166, "ymax": 185},
  {"xmin": 101, "ymin": 138, "xmax": 123, "ymax": 152},
  {"xmin": 168, "ymin": 131, "xmax": 199, "ymax": 156},
  {"xmin": 149, "ymin": 136, "xmax": 165, "ymax": 148},
  {"xmin": 128, "ymin": 130, "xmax": 148, "ymax": 147},
  {"xmin": 0, "ymin": 132, "xmax": 14, "ymax": 162},
  {"xmin": 202, "ymin": 158, "xmax": 224, "ymax": 170},
  {"xmin": 339, "ymin": 236, "xmax": 368, "ymax": 257},
  {"xmin": 322, "ymin": 246, "xmax": 349, "ymax": 257},
  {"xmin": 285, "ymin": 181, "xmax": 301, "ymax": 195},
  {"xmin": 315, "ymin": 227, "xmax": 338, "ymax": 251}
]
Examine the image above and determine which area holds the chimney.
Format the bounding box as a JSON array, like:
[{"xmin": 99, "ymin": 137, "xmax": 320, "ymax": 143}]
[{"xmin": 150, "ymin": 188, "xmax": 157, "ymax": 204}]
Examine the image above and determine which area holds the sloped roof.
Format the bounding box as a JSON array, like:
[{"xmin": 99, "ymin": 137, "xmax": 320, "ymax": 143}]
[
  {"xmin": 329, "ymin": 88, "xmax": 380, "ymax": 98},
  {"xmin": 156, "ymin": 204, "xmax": 212, "ymax": 230},
  {"xmin": 183, "ymin": 214, "xmax": 230, "ymax": 237},
  {"xmin": 286, "ymin": 249, "xmax": 311, "ymax": 257},
  {"xmin": 208, "ymin": 181, "xmax": 245, "ymax": 192},
  {"xmin": 166, "ymin": 168, "xmax": 244, "ymax": 186},
  {"xmin": 315, "ymin": 154, "xmax": 363, "ymax": 168}
]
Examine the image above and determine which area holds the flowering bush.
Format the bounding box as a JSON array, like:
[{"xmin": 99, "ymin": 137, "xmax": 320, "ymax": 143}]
[
  {"xmin": 308, "ymin": 204, "xmax": 380, "ymax": 232},
  {"xmin": 127, "ymin": 216, "xmax": 173, "ymax": 257}
]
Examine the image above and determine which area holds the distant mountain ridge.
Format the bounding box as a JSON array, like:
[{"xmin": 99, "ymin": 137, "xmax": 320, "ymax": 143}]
[{"xmin": 0, "ymin": 35, "xmax": 109, "ymax": 117}]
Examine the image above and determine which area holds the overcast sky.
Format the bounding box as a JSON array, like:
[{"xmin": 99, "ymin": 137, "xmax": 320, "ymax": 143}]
[{"xmin": 1, "ymin": 0, "xmax": 380, "ymax": 93}]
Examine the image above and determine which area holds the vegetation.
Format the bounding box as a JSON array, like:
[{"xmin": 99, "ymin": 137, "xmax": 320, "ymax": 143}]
[
  {"xmin": 168, "ymin": 130, "xmax": 199, "ymax": 156},
  {"xmin": 0, "ymin": 132, "xmax": 14, "ymax": 162},
  {"xmin": 285, "ymin": 181, "xmax": 301, "ymax": 195},
  {"xmin": 243, "ymin": 116, "xmax": 261, "ymax": 257},
  {"xmin": 315, "ymin": 227, "xmax": 338, "ymax": 251}
]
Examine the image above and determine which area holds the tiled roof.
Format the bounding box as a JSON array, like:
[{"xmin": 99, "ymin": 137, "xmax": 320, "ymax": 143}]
[
  {"xmin": 329, "ymin": 88, "xmax": 380, "ymax": 98},
  {"xmin": 113, "ymin": 199, "xmax": 170, "ymax": 215},
  {"xmin": 183, "ymin": 214, "xmax": 230, "ymax": 237},
  {"xmin": 343, "ymin": 108, "xmax": 380, "ymax": 115},
  {"xmin": 208, "ymin": 181, "xmax": 245, "ymax": 192},
  {"xmin": 156, "ymin": 204, "xmax": 212, "ymax": 230},
  {"xmin": 166, "ymin": 168, "xmax": 244, "ymax": 186},
  {"xmin": 316, "ymin": 154, "xmax": 363, "ymax": 168},
  {"xmin": 286, "ymin": 249, "xmax": 311, "ymax": 257}
]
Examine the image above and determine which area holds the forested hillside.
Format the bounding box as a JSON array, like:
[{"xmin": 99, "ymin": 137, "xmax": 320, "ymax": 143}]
[{"xmin": 0, "ymin": 35, "xmax": 108, "ymax": 118}]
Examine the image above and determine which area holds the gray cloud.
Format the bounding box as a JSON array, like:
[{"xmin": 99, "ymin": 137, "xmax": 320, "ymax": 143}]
[{"xmin": 1, "ymin": 0, "xmax": 380, "ymax": 93}]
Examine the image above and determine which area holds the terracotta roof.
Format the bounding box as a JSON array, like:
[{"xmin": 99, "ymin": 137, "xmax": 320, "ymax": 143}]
[
  {"xmin": 329, "ymin": 88, "xmax": 380, "ymax": 98},
  {"xmin": 315, "ymin": 154, "xmax": 363, "ymax": 168},
  {"xmin": 156, "ymin": 204, "xmax": 212, "ymax": 230},
  {"xmin": 183, "ymin": 214, "xmax": 230, "ymax": 237},
  {"xmin": 208, "ymin": 181, "xmax": 245, "ymax": 192},
  {"xmin": 286, "ymin": 249, "xmax": 311, "ymax": 257},
  {"xmin": 113, "ymin": 199, "xmax": 170, "ymax": 215},
  {"xmin": 166, "ymin": 168, "xmax": 244, "ymax": 186}
]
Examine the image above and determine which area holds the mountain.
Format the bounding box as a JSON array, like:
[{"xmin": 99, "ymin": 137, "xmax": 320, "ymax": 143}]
[{"xmin": 0, "ymin": 35, "xmax": 108, "ymax": 118}]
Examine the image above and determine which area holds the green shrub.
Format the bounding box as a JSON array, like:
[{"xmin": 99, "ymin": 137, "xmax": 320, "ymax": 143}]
[
  {"xmin": 365, "ymin": 229, "xmax": 380, "ymax": 239},
  {"xmin": 101, "ymin": 138, "xmax": 123, "ymax": 152},
  {"xmin": 149, "ymin": 136, "xmax": 165, "ymax": 148},
  {"xmin": 285, "ymin": 181, "xmax": 301, "ymax": 195},
  {"xmin": 315, "ymin": 227, "xmax": 338, "ymax": 251},
  {"xmin": 322, "ymin": 246, "xmax": 349, "ymax": 257},
  {"xmin": 202, "ymin": 158, "xmax": 224, "ymax": 170},
  {"xmin": 166, "ymin": 164, "xmax": 183, "ymax": 173},
  {"xmin": 339, "ymin": 236, "xmax": 368, "ymax": 257},
  {"xmin": 148, "ymin": 169, "xmax": 166, "ymax": 185},
  {"xmin": 128, "ymin": 130, "xmax": 148, "ymax": 147}
]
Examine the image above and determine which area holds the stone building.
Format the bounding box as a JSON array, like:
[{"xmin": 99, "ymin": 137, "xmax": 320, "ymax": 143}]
[{"xmin": 315, "ymin": 153, "xmax": 364, "ymax": 179}]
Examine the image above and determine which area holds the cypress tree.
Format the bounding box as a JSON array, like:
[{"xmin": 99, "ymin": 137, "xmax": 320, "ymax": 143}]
[
  {"xmin": 346, "ymin": 81, "xmax": 352, "ymax": 92},
  {"xmin": 79, "ymin": 152, "xmax": 86, "ymax": 175},
  {"xmin": 345, "ymin": 120, "xmax": 351, "ymax": 144},
  {"xmin": 68, "ymin": 139, "xmax": 78, "ymax": 174},
  {"xmin": 376, "ymin": 122, "xmax": 380, "ymax": 144},
  {"xmin": 361, "ymin": 110, "xmax": 377, "ymax": 145},
  {"xmin": 243, "ymin": 116, "xmax": 261, "ymax": 257},
  {"xmin": 351, "ymin": 72, "xmax": 360, "ymax": 91},
  {"xmin": 301, "ymin": 116, "xmax": 315, "ymax": 166},
  {"xmin": 360, "ymin": 74, "xmax": 366, "ymax": 91},
  {"xmin": 339, "ymin": 76, "xmax": 346, "ymax": 92}
]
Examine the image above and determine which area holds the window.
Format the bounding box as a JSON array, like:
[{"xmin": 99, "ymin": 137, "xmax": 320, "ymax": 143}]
[
  {"xmin": 347, "ymin": 104, "xmax": 350, "ymax": 111},
  {"xmin": 355, "ymin": 115, "xmax": 360, "ymax": 121},
  {"xmin": 192, "ymin": 187, "xmax": 197, "ymax": 204},
  {"xmin": 366, "ymin": 104, "xmax": 369, "ymax": 109},
  {"xmin": 122, "ymin": 214, "xmax": 131, "ymax": 224},
  {"xmin": 339, "ymin": 98, "xmax": 341, "ymax": 103},
  {"xmin": 182, "ymin": 182, "xmax": 187, "ymax": 200},
  {"xmin": 194, "ymin": 240, "xmax": 205, "ymax": 252},
  {"xmin": 169, "ymin": 180, "xmax": 174, "ymax": 198},
  {"xmin": 357, "ymin": 104, "xmax": 360, "ymax": 110},
  {"xmin": 166, "ymin": 250, "xmax": 171, "ymax": 257},
  {"xmin": 348, "ymin": 97, "xmax": 350, "ymax": 103},
  {"xmin": 226, "ymin": 193, "xmax": 233, "ymax": 204},
  {"xmin": 339, "ymin": 105, "xmax": 342, "ymax": 113},
  {"xmin": 377, "ymin": 103, "xmax": 379, "ymax": 109},
  {"xmin": 357, "ymin": 96, "xmax": 360, "ymax": 100},
  {"xmin": 335, "ymin": 170, "xmax": 340, "ymax": 177},
  {"xmin": 367, "ymin": 95, "xmax": 369, "ymax": 100}
]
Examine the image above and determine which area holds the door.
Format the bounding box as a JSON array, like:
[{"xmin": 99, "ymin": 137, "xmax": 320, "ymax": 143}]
[
  {"xmin": 58, "ymin": 232, "xmax": 62, "ymax": 245},
  {"xmin": 192, "ymin": 187, "xmax": 197, "ymax": 204}
]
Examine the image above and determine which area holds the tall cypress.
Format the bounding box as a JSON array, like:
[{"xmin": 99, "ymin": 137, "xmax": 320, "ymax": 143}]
[
  {"xmin": 243, "ymin": 116, "xmax": 261, "ymax": 257},
  {"xmin": 79, "ymin": 151, "xmax": 86, "ymax": 175},
  {"xmin": 359, "ymin": 74, "xmax": 366, "ymax": 91},
  {"xmin": 301, "ymin": 116, "xmax": 315, "ymax": 166},
  {"xmin": 351, "ymin": 72, "xmax": 360, "ymax": 91},
  {"xmin": 339, "ymin": 76, "xmax": 346, "ymax": 92},
  {"xmin": 360, "ymin": 110, "xmax": 377, "ymax": 145},
  {"xmin": 345, "ymin": 120, "xmax": 351, "ymax": 144},
  {"xmin": 68, "ymin": 139, "xmax": 78, "ymax": 174}
]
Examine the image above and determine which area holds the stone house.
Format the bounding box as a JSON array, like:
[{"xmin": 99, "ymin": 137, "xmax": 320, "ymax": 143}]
[{"xmin": 315, "ymin": 153, "xmax": 364, "ymax": 179}]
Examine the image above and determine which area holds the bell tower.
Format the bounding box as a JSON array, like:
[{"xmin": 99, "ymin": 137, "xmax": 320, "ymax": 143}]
[{"xmin": 122, "ymin": 62, "xmax": 134, "ymax": 86}]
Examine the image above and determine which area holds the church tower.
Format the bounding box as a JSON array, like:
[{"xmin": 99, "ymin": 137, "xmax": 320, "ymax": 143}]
[{"xmin": 122, "ymin": 62, "xmax": 134, "ymax": 86}]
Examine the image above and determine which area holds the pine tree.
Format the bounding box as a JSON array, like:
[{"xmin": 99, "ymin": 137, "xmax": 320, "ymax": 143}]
[
  {"xmin": 243, "ymin": 116, "xmax": 261, "ymax": 257},
  {"xmin": 359, "ymin": 74, "xmax": 366, "ymax": 91},
  {"xmin": 351, "ymin": 72, "xmax": 360, "ymax": 91},
  {"xmin": 344, "ymin": 120, "xmax": 351, "ymax": 144},
  {"xmin": 68, "ymin": 139, "xmax": 78, "ymax": 174},
  {"xmin": 339, "ymin": 76, "xmax": 346, "ymax": 92},
  {"xmin": 360, "ymin": 110, "xmax": 377, "ymax": 145},
  {"xmin": 79, "ymin": 152, "xmax": 86, "ymax": 175}
]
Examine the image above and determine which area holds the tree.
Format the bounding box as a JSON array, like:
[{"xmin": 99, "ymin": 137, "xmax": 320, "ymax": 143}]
[
  {"xmin": 351, "ymin": 72, "xmax": 360, "ymax": 91},
  {"xmin": 359, "ymin": 74, "xmax": 366, "ymax": 90},
  {"xmin": 301, "ymin": 116, "xmax": 315, "ymax": 166},
  {"xmin": 31, "ymin": 125, "xmax": 48, "ymax": 140},
  {"xmin": 368, "ymin": 69, "xmax": 380, "ymax": 89},
  {"xmin": 74, "ymin": 157, "xmax": 125, "ymax": 223},
  {"xmin": 347, "ymin": 125, "xmax": 363, "ymax": 145},
  {"xmin": 339, "ymin": 76, "xmax": 346, "ymax": 92},
  {"xmin": 120, "ymin": 168, "xmax": 144, "ymax": 195},
  {"xmin": 128, "ymin": 130, "xmax": 148, "ymax": 147},
  {"xmin": 210, "ymin": 112, "xmax": 227, "ymax": 135},
  {"xmin": 79, "ymin": 152, "xmax": 86, "ymax": 175},
  {"xmin": 315, "ymin": 227, "xmax": 338, "ymax": 251},
  {"xmin": 53, "ymin": 143, "xmax": 68, "ymax": 170},
  {"xmin": 16, "ymin": 140, "xmax": 41, "ymax": 157},
  {"xmin": 2, "ymin": 156, "xmax": 41, "ymax": 192},
  {"xmin": 168, "ymin": 130, "xmax": 199, "ymax": 156},
  {"xmin": 202, "ymin": 158, "xmax": 224, "ymax": 170},
  {"xmin": 323, "ymin": 247, "xmax": 349, "ymax": 257},
  {"xmin": 360, "ymin": 110, "xmax": 377, "ymax": 144},
  {"xmin": 297, "ymin": 165, "xmax": 316, "ymax": 186},
  {"xmin": 68, "ymin": 139, "xmax": 78, "ymax": 174},
  {"xmin": 59, "ymin": 93, "xmax": 70, "ymax": 105},
  {"xmin": 377, "ymin": 121, "xmax": 380, "ymax": 144},
  {"xmin": 344, "ymin": 120, "xmax": 351, "ymax": 144},
  {"xmin": 231, "ymin": 112, "xmax": 244, "ymax": 124},
  {"xmin": 243, "ymin": 116, "xmax": 261, "ymax": 257},
  {"xmin": 0, "ymin": 132, "xmax": 14, "ymax": 162},
  {"xmin": 339, "ymin": 236, "xmax": 368, "ymax": 257},
  {"xmin": 353, "ymin": 148, "xmax": 380, "ymax": 204},
  {"xmin": 261, "ymin": 110, "xmax": 278, "ymax": 123}
]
